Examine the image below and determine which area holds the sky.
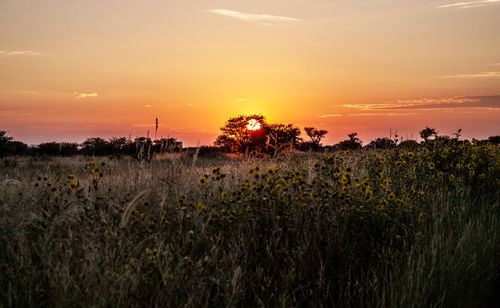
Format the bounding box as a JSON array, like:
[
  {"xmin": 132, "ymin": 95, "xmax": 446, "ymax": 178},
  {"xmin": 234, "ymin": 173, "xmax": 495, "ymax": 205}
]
[{"xmin": 1, "ymin": 0, "xmax": 499, "ymax": 146}]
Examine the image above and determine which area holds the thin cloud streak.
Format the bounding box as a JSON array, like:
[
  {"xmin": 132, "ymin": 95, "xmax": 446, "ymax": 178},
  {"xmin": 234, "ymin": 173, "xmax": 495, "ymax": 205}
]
[
  {"xmin": 343, "ymin": 95, "xmax": 500, "ymax": 110},
  {"xmin": 208, "ymin": 9, "xmax": 299, "ymax": 24},
  {"xmin": 319, "ymin": 114, "xmax": 341, "ymax": 118},
  {"xmin": 74, "ymin": 92, "xmax": 98, "ymax": 99},
  {"xmin": 0, "ymin": 50, "xmax": 41, "ymax": 56},
  {"xmin": 438, "ymin": 0, "xmax": 500, "ymax": 8},
  {"xmin": 444, "ymin": 72, "xmax": 500, "ymax": 78}
]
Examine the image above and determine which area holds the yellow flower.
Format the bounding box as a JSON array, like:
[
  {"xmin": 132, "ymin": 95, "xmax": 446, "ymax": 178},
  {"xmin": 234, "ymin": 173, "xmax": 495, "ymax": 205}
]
[
  {"xmin": 266, "ymin": 167, "xmax": 276, "ymax": 175},
  {"xmin": 68, "ymin": 174, "xmax": 76, "ymax": 181},
  {"xmin": 427, "ymin": 162, "xmax": 435, "ymax": 170},
  {"xmin": 407, "ymin": 152, "xmax": 415, "ymax": 159},
  {"xmin": 92, "ymin": 166, "xmax": 102, "ymax": 176},
  {"xmin": 333, "ymin": 172, "xmax": 340, "ymax": 178},
  {"xmin": 68, "ymin": 181, "xmax": 79, "ymax": 191},
  {"xmin": 387, "ymin": 192, "xmax": 395, "ymax": 201},
  {"xmin": 221, "ymin": 191, "xmax": 228, "ymax": 199},
  {"xmin": 378, "ymin": 156, "xmax": 386, "ymax": 164},
  {"xmin": 197, "ymin": 202, "xmax": 207, "ymax": 215},
  {"xmin": 199, "ymin": 176, "xmax": 207, "ymax": 186}
]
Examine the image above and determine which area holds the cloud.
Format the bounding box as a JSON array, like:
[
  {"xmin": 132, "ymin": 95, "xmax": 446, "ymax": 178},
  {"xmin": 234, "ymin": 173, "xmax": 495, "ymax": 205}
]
[
  {"xmin": 74, "ymin": 92, "xmax": 98, "ymax": 99},
  {"xmin": 319, "ymin": 114, "xmax": 341, "ymax": 118},
  {"xmin": 0, "ymin": 50, "xmax": 41, "ymax": 56},
  {"xmin": 346, "ymin": 113, "xmax": 419, "ymax": 117},
  {"xmin": 444, "ymin": 72, "xmax": 500, "ymax": 78},
  {"xmin": 208, "ymin": 9, "xmax": 299, "ymax": 24},
  {"xmin": 437, "ymin": 0, "xmax": 500, "ymax": 8},
  {"xmin": 343, "ymin": 95, "xmax": 500, "ymax": 110}
]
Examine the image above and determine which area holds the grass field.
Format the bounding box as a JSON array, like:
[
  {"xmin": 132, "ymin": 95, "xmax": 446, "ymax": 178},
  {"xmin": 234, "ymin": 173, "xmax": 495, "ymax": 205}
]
[{"xmin": 1, "ymin": 141, "xmax": 499, "ymax": 307}]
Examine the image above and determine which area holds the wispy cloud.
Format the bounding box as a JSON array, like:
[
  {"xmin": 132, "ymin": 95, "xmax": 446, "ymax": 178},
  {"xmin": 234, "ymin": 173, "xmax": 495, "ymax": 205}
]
[
  {"xmin": 437, "ymin": 0, "xmax": 500, "ymax": 8},
  {"xmin": 74, "ymin": 92, "xmax": 98, "ymax": 99},
  {"xmin": 0, "ymin": 50, "xmax": 41, "ymax": 56},
  {"xmin": 444, "ymin": 72, "xmax": 500, "ymax": 78},
  {"xmin": 343, "ymin": 95, "xmax": 500, "ymax": 110},
  {"xmin": 347, "ymin": 113, "xmax": 419, "ymax": 117},
  {"xmin": 319, "ymin": 114, "xmax": 341, "ymax": 118},
  {"xmin": 208, "ymin": 9, "xmax": 299, "ymax": 24}
]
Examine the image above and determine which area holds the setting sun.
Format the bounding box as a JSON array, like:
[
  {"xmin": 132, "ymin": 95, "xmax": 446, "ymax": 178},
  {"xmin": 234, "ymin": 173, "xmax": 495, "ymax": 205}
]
[{"xmin": 247, "ymin": 119, "xmax": 261, "ymax": 131}]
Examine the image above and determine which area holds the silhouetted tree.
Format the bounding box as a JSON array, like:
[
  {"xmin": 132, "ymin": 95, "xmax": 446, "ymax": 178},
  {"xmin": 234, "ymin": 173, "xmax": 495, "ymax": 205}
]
[
  {"xmin": 487, "ymin": 135, "xmax": 500, "ymax": 145},
  {"xmin": 419, "ymin": 127, "xmax": 437, "ymax": 142},
  {"xmin": 215, "ymin": 115, "xmax": 267, "ymax": 154},
  {"xmin": 337, "ymin": 132, "xmax": 362, "ymax": 150},
  {"xmin": 366, "ymin": 137, "xmax": 396, "ymax": 149},
  {"xmin": 453, "ymin": 128, "xmax": 462, "ymax": 141},
  {"xmin": 3, "ymin": 141, "xmax": 29, "ymax": 155},
  {"xmin": 153, "ymin": 138, "xmax": 182, "ymax": 153},
  {"xmin": 81, "ymin": 138, "xmax": 110, "ymax": 156},
  {"xmin": 37, "ymin": 142, "xmax": 78, "ymax": 156},
  {"xmin": 266, "ymin": 124, "xmax": 301, "ymax": 155},
  {"xmin": 0, "ymin": 130, "xmax": 14, "ymax": 157},
  {"xmin": 303, "ymin": 127, "xmax": 328, "ymax": 150}
]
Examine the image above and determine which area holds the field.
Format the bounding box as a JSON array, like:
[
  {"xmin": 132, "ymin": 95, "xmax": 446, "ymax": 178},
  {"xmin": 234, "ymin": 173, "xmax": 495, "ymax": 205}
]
[{"xmin": 1, "ymin": 141, "xmax": 499, "ymax": 307}]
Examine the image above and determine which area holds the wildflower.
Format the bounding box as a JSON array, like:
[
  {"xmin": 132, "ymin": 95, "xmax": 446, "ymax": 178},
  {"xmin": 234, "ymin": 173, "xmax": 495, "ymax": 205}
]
[
  {"xmin": 266, "ymin": 167, "xmax": 276, "ymax": 175},
  {"xmin": 245, "ymin": 180, "xmax": 253, "ymax": 191},
  {"xmin": 88, "ymin": 161, "xmax": 96, "ymax": 169},
  {"xmin": 378, "ymin": 156, "xmax": 387, "ymax": 164},
  {"xmin": 197, "ymin": 202, "xmax": 207, "ymax": 215},
  {"xmin": 407, "ymin": 152, "xmax": 415, "ymax": 159},
  {"xmin": 333, "ymin": 172, "xmax": 340, "ymax": 179},
  {"xmin": 199, "ymin": 176, "xmax": 207, "ymax": 186},
  {"xmin": 300, "ymin": 202, "xmax": 309, "ymax": 209},
  {"xmin": 427, "ymin": 162, "xmax": 435, "ymax": 170},
  {"xmin": 68, "ymin": 174, "xmax": 76, "ymax": 181},
  {"xmin": 68, "ymin": 181, "xmax": 79, "ymax": 191},
  {"xmin": 341, "ymin": 172, "xmax": 352, "ymax": 184},
  {"xmin": 221, "ymin": 191, "xmax": 228, "ymax": 199},
  {"xmin": 387, "ymin": 192, "xmax": 395, "ymax": 201},
  {"xmin": 92, "ymin": 166, "xmax": 102, "ymax": 176}
]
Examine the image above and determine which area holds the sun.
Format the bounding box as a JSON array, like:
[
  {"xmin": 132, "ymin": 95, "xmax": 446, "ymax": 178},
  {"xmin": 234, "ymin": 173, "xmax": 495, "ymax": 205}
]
[{"xmin": 247, "ymin": 119, "xmax": 261, "ymax": 131}]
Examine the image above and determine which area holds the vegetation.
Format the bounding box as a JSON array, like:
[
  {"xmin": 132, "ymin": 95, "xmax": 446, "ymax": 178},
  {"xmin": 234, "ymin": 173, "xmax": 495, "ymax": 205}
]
[{"xmin": 1, "ymin": 138, "xmax": 498, "ymax": 307}]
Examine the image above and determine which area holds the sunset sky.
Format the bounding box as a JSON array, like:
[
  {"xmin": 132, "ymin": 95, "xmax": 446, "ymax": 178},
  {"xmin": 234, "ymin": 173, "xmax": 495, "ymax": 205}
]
[{"xmin": 1, "ymin": 0, "xmax": 499, "ymax": 146}]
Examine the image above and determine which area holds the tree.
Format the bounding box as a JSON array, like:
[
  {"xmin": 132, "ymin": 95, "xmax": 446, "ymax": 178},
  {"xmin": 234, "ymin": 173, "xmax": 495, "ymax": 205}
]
[
  {"xmin": 487, "ymin": 135, "xmax": 500, "ymax": 145},
  {"xmin": 337, "ymin": 132, "xmax": 362, "ymax": 150},
  {"xmin": 81, "ymin": 137, "xmax": 111, "ymax": 156},
  {"xmin": 266, "ymin": 124, "xmax": 301, "ymax": 155},
  {"xmin": 366, "ymin": 137, "xmax": 396, "ymax": 149},
  {"xmin": 0, "ymin": 130, "xmax": 14, "ymax": 157},
  {"xmin": 300, "ymin": 127, "xmax": 328, "ymax": 151},
  {"xmin": 215, "ymin": 115, "xmax": 267, "ymax": 154},
  {"xmin": 419, "ymin": 127, "xmax": 437, "ymax": 142}
]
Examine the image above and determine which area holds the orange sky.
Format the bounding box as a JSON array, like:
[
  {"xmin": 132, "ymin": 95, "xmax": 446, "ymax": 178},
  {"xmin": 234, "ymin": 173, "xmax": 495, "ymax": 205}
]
[{"xmin": 1, "ymin": 0, "xmax": 499, "ymax": 146}]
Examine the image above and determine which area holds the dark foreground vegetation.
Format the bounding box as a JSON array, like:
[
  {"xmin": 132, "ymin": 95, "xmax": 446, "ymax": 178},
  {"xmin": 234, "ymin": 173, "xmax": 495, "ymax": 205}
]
[{"xmin": 1, "ymin": 138, "xmax": 499, "ymax": 307}]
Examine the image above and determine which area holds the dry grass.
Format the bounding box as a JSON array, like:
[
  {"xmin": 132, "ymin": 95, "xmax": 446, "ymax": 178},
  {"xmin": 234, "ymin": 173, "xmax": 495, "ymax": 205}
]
[{"xmin": 0, "ymin": 142, "xmax": 499, "ymax": 307}]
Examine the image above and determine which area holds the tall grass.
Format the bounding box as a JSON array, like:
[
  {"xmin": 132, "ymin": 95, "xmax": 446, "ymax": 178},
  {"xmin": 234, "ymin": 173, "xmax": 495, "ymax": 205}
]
[{"xmin": 0, "ymin": 142, "xmax": 498, "ymax": 307}]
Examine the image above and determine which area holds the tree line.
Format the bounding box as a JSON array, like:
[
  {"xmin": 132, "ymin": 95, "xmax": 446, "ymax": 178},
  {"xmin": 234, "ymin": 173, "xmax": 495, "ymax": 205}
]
[
  {"xmin": 0, "ymin": 132, "xmax": 182, "ymax": 159},
  {"xmin": 1, "ymin": 115, "xmax": 499, "ymax": 158}
]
